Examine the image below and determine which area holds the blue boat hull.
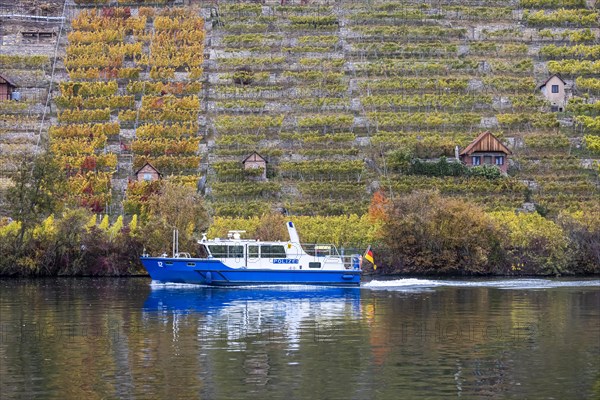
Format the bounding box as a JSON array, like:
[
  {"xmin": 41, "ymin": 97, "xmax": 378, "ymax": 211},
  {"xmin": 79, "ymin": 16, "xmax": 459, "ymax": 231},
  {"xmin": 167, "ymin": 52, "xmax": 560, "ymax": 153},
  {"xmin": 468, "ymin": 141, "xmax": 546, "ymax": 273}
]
[{"xmin": 141, "ymin": 257, "xmax": 361, "ymax": 286}]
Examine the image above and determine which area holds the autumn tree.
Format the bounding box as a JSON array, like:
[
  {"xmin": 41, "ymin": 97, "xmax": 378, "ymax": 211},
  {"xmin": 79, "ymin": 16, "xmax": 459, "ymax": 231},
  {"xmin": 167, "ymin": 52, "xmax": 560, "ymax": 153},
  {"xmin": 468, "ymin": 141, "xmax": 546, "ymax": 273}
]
[
  {"xmin": 368, "ymin": 190, "xmax": 390, "ymax": 223},
  {"xmin": 490, "ymin": 211, "xmax": 568, "ymax": 275},
  {"xmin": 140, "ymin": 182, "xmax": 209, "ymax": 255},
  {"xmin": 253, "ymin": 211, "xmax": 288, "ymax": 241},
  {"xmin": 5, "ymin": 153, "xmax": 66, "ymax": 249},
  {"xmin": 558, "ymin": 209, "xmax": 599, "ymax": 274},
  {"xmin": 379, "ymin": 191, "xmax": 505, "ymax": 274}
]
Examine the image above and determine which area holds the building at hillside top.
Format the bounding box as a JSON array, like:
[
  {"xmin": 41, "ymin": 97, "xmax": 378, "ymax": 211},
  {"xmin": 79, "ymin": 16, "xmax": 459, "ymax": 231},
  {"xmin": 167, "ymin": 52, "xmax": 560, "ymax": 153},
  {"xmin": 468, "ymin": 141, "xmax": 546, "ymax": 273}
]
[{"xmin": 459, "ymin": 131, "xmax": 512, "ymax": 173}]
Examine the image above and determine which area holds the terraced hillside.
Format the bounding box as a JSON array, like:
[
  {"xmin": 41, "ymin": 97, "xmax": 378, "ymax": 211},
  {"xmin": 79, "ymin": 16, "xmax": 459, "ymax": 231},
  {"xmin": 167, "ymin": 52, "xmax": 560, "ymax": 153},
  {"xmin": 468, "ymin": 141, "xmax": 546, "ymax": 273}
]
[
  {"xmin": 1, "ymin": 0, "xmax": 598, "ymax": 218},
  {"xmin": 0, "ymin": 1, "xmax": 64, "ymax": 195},
  {"xmin": 2, "ymin": 1, "xmax": 205, "ymax": 215},
  {"xmin": 56, "ymin": 4, "xmax": 204, "ymax": 214},
  {"xmin": 205, "ymin": 0, "xmax": 599, "ymax": 217},
  {"xmin": 342, "ymin": 0, "xmax": 600, "ymax": 212}
]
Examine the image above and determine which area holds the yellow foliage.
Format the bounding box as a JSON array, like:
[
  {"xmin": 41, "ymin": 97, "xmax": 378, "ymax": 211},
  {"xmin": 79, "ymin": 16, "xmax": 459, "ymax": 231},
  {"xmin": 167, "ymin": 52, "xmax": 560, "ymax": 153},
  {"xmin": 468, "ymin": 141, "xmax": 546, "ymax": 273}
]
[
  {"xmin": 489, "ymin": 211, "xmax": 567, "ymax": 250},
  {"xmin": 0, "ymin": 220, "xmax": 21, "ymax": 237},
  {"xmin": 33, "ymin": 215, "xmax": 56, "ymax": 240},
  {"xmin": 98, "ymin": 215, "xmax": 109, "ymax": 231},
  {"xmin": 293, "ymin": 215, "xmax": 380, "ymax": 247},
  {"xmin": 85, "ymin": 215, "xmax": 97, "ymax": 231},
  {"xmin": 185, "ymin": 222, "xmax": 195, "ymax": 237},
  {"xmin": 559, "ymin": 208, "xmax": 600, "ymax": 232},
  {"xmin": 207, "ymin": 215, "xmax": 380, "ymax": 248},
  {"xmin": 207, "ymin": 217, "xmax": 260, "ymax": 238},
  {"xmin": 490, "ymin": 211, "xmax": 568, "ymax": 273},
  {"xmin": 129, "ymin": 214, "xmax": 138, "ymax": 233},
  {"xmin": 108, "ymin": 216, "xmax": 123, "ymax": 239}
]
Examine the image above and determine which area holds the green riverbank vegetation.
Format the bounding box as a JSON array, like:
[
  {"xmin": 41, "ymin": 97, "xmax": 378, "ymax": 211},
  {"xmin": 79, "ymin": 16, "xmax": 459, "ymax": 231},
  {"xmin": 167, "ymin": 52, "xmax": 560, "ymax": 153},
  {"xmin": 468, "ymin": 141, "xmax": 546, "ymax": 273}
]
[
  {"xmin": 1, "ymin": 157, "xmax": 598, "ymax": 277},
  {"xmin": 0, "ymin": 155, "xmax": 207, "ymax": 276}
]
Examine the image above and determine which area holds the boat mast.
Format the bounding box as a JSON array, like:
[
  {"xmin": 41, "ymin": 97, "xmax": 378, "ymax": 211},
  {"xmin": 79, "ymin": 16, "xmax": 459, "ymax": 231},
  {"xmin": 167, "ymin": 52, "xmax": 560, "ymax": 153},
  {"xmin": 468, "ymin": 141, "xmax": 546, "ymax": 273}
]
[{"xmin": 172, "ymin": 229, "xmax": 179, "ymax": 257}]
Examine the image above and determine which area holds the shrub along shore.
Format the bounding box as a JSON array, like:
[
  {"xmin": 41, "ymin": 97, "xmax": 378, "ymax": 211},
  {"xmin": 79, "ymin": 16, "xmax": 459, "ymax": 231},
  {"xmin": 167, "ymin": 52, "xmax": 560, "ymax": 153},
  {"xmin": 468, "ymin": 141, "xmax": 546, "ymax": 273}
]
[{"xmin": 1, "ymin": 157, "xmax": 598, "ymax": 277}]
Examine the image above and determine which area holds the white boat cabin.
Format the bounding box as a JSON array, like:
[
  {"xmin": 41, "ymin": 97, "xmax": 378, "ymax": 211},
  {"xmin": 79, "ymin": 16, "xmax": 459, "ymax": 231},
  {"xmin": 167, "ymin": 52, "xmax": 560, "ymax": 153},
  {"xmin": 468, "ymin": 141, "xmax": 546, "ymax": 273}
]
[{"xmin": 195, "ymin": 222, "xmax": 350, "ymax": 271}]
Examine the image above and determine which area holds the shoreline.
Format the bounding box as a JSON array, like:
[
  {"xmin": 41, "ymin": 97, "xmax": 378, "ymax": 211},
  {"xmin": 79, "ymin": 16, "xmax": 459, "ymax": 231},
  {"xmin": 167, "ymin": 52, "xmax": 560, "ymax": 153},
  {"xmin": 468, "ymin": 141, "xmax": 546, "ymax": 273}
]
[{"xmin": 2, "ymin": 272, "xmax": 599, "ymax": 279}]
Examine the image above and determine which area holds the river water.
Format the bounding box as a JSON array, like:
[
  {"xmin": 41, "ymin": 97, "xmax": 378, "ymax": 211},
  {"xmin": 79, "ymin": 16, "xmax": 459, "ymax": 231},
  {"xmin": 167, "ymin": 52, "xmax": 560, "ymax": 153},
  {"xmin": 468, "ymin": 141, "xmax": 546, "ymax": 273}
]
[{"xmin": 0, "ymin": 278, "xmax": 598, "ymax": 399}]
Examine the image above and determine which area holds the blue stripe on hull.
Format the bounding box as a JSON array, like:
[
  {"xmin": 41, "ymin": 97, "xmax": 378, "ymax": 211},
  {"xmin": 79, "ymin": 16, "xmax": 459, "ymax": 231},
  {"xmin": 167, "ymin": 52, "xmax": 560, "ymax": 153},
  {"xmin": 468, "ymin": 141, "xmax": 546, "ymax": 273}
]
[{"xmin": 141, "ymin": 258, "xmax": 361, "ymax": 286}]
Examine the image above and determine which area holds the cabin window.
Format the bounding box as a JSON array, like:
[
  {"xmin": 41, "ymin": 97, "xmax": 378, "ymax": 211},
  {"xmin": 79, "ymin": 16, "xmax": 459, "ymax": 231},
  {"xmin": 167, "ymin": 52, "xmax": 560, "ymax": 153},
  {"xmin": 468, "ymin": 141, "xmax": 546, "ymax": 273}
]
[
  {"xmin": 143, "ymin": 173, "xmax": 152, "ymax": 181},
  {"xmin": 483, "ymin": 155, "xmax": 493, "ymax": 165},
  {"xmin": 472, "ymin": 156, "xmax": 481, "ymax": 166},
  {"xmin": 495, "ymin": 156, "xmax": 504, "ymax": 165},
  {"xmin": 260, "ymin": 245, "xmax": 287, "ymax": 258},
  {"xmin": 208, "ymin": 245, "xmax": 244, "ymax": 258},
  {"xmin": 230, "ymin": 245, "xmax": 243, "ymax": 258},
  {"xmin": 551, "ymin": 85, "xmax": 559, "ymax": 93},
  {"xmin": 208, "ymin": 245, "xmax": 227, "ymax": 258},
  {"xmin": 208, "ymin": 244, "xmax": 244, "ymax": 258},
  {"xmin": 309, "ymin": 262, "xmax": 322, "ymax": 269},
  {"xmin": 248, "ymin": 245, "xmax": 258, "ymax": 258}
]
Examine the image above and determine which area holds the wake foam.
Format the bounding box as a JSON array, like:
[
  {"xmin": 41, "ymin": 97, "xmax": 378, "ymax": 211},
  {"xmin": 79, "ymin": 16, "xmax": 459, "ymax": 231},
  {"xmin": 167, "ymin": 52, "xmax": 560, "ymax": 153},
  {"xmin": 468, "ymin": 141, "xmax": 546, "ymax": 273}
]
[
  {"xmin": 150, "ymin": 281, "xmax": 208, "ymax": 289},
  {"xmin": 363, "ymin": 278, "xmax": 443, "ymax": 288},
  {"xmin": 362, "ymin": 278, "xmax": 600, "ymax": 290}
]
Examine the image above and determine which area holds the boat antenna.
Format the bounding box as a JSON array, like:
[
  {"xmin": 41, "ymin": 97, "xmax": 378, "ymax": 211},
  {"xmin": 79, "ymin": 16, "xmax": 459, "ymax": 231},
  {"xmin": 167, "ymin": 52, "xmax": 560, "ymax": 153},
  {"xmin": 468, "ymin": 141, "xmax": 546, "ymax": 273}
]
[{"xmin": 172, "ymin": 229, "xmax": 179, "ymax": 257}]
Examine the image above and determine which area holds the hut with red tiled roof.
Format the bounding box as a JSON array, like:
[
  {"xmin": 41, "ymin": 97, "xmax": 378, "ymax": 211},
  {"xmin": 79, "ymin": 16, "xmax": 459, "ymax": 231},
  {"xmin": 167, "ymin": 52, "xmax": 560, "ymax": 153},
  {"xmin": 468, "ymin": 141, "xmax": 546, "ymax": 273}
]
[{"xmin": 459, "ymin": 131, "xmax": 511, "ymax": 173}]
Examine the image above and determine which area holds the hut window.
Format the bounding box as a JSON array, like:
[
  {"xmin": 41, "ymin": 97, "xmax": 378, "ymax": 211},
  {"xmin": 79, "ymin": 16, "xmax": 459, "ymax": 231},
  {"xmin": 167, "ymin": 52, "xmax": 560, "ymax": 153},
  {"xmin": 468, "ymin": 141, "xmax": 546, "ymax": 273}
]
[
  {"xmin": 143, "ymin": 173, "xmax": 152, "ymax": 181},
  {"xmin": 495, "ymin": 156, "xmax": 504, "ymax": 165},
  {"xmin": 551, "ymin": 85, "xmax": 559, "ymax": 93},
  {"xmin": 472, "ymin": 156, "xmax": 481, "ymax": 166}
]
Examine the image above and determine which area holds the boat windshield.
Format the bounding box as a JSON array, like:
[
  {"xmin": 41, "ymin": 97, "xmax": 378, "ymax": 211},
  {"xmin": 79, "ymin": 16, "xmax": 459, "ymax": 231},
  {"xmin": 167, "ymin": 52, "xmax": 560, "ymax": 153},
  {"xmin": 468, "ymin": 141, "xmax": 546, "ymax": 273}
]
[
  {"xmin": 302, "ymin": 244, "xmax": 339, "ymax": 257},
  {"xmin": 207, "ymin": 245, "xmax": 244, "ymax": 258},
  {"xmin": 195, "ymin": 244, "xmax": 210, "ymax": 258}
]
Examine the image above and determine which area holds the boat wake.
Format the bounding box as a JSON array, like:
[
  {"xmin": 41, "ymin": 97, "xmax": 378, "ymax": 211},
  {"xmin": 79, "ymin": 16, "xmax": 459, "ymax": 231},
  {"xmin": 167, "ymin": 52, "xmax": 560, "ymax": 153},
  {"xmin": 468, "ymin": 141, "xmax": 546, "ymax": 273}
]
[
  {"xmin": 362, "ymin": 278, "xmax": 600, "ymax": 290},
  {"xmin": 150, "ymin": 281, "xmax": 209, "ymax": 289}
]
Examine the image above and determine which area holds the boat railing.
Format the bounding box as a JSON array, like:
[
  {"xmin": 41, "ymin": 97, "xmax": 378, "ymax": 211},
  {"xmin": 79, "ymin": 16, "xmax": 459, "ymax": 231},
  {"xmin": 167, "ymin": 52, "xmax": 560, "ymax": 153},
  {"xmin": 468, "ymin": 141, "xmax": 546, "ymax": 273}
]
[
  {"xmin": 174, "ymin": 252, "xmax": 191, "ymax": 258},
  {"xmin": 341, "ymin": 254, "xmax": 362, "ymax": 270}
]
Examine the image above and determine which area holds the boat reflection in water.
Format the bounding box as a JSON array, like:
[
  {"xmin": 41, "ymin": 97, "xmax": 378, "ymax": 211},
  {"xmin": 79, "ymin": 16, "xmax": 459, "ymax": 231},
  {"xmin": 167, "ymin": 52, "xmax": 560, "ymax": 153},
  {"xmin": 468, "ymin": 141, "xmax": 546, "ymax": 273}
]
[{"xmin": 143, "ymin": 284, "xmax": 362, "ymax": 349}]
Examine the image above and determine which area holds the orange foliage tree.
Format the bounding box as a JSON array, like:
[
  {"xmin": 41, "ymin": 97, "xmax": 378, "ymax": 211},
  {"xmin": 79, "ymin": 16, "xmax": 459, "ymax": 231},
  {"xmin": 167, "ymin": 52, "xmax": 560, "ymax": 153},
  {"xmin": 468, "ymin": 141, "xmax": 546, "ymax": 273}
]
[{"xmin": 368, "ymin": 190, "xmax": 390, "ymax": 223}]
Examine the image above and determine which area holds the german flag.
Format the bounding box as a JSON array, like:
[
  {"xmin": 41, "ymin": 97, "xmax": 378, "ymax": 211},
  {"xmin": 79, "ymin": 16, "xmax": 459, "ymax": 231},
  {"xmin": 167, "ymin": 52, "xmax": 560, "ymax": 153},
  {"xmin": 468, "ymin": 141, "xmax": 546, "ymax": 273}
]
[{"xmin": 364, "ymin": 246, "xmax": 376, "ymax": 270}]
